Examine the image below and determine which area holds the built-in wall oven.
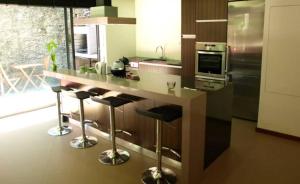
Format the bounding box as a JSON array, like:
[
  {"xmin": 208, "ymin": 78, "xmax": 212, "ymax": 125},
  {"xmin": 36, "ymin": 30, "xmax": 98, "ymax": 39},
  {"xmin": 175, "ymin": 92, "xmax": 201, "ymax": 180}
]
[{"xmin": 195, "ymin": 42, "xmax": 228, "ymax": 80}]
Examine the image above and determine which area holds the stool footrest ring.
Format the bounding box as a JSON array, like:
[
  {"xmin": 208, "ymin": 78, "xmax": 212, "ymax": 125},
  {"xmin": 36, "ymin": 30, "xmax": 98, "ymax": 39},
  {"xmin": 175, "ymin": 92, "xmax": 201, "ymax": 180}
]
[
  {"xmin": 70, "ymin": 136, "xmax": 98, "ymax": 149},
  {"xmin": 153, "ymin": 145, "xmax": 181, "ymax": 159},
  {"xmin": 107, "ymin": 129, "xmax": 133, "ymax": 137},
  {"xmin": 48, "ymin": 126, "xmax": 72, "ymax": 136},
  {"xmin": 84, "ymin": 120, "xmax": 99, "ymax": 128},
  {"xmin": 115, "ymin": 129, "xmax": 133, "ymax": 137},
  {"xmin": 98, "ymin": 149, "xmax": 130, "ymax": 165},
  {"xmin": 142, "ymin": 167, "xmax": 177, "ymax": 184}
]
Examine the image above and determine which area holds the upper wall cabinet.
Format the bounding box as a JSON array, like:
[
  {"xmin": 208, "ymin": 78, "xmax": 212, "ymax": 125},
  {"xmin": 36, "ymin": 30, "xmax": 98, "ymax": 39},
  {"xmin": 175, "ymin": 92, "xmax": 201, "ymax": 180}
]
[
  {"xmin": 196, "ymin": 0, "xmax": 228, "ymax": 20},
  {"xmin": 196, "ymin": 22, "xmax": 227, "ymax": 42},
  {"xmin": 182, "ymin": 0, "xmax": 196, "ymax": 34}
]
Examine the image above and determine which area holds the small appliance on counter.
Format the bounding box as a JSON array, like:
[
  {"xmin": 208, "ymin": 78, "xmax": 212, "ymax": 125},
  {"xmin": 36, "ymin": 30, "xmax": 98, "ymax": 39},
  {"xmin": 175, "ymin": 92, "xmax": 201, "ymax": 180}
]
[{"xmin": 110, "ymin": 57, "xmax": 129, "ymax": 78}]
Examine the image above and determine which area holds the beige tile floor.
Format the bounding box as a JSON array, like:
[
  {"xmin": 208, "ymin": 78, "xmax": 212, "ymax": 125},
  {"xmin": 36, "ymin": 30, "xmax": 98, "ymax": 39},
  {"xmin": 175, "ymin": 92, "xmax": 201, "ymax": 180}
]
[
  {"xmin": 0, "ymin": 107, "xmax": 300, "ymax": 184},
  {"xmin": 202, "ymin": 119, "xmax": 300, "ymax": 184},
  {"xmin": 0, "ymin": 90, "xmax": 55, "ymax": 118},
  {"xmin": 0, "ymin": 107, "xmax": 181, "ymax": 184}
]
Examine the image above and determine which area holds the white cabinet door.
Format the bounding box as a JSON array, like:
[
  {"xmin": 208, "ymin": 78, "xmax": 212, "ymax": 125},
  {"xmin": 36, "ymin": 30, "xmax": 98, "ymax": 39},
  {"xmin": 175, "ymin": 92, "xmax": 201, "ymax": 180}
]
[{"xmin": 258, "ymin": 0, "xmax": 300, "ymax": 137}]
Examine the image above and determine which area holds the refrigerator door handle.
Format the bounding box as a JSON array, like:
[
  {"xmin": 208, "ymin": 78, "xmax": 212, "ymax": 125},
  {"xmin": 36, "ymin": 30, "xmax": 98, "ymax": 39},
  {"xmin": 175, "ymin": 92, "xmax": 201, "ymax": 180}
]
[{"xmin": 225, "ymin": 45, "xmax": 231, "ymax": 74}]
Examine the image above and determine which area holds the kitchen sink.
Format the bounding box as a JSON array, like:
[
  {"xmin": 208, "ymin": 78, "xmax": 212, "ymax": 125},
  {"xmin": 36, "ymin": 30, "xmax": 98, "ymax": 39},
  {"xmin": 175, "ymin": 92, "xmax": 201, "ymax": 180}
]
[{"xmin": 142, "ymin": 58, "xmax": 167, "ymax": 62}]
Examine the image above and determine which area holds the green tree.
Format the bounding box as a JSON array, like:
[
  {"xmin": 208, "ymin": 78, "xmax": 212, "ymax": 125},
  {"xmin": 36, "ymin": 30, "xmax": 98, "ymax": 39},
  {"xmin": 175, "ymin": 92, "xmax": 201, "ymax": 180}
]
[{"xmin": 46, "ymin": 40, "xmax": 58, "ymax": 71}]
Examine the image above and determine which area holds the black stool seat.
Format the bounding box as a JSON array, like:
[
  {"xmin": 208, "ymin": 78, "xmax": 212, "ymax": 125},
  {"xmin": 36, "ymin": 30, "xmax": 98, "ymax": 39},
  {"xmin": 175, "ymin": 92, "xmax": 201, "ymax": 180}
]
[
  {"xmin": 51, "ymin": 86, "xmax": 72, "ymax": 93},
  {"xmin": 136, "ymin": 105, "xmax": 182, "ymax": 122},
  {"xmin": 91, "ymin": 96, "xmax": 132, "ymax": 107},
  {"xmin": 117, "ymin": 93, "xmax": 144, "ymax": 102},
  {"xmin": 67, "ymin": 91, "xmax": 91, "ymax": 100},
  {"xmin": 87, "ymin": 88, "xmax": 110, "ymax": 97}
]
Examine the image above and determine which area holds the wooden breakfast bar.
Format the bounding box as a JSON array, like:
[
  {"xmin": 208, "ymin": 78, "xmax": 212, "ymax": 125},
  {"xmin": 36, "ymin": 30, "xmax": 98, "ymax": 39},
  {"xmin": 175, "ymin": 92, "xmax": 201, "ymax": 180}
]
[{"xmin": 44, "ymin": 69, "xmax": 207, "ymax": 184}]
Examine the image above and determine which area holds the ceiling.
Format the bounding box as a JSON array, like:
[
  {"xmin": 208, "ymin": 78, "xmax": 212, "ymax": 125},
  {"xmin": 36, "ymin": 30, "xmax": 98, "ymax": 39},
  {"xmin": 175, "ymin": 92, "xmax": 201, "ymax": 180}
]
[{"xmin": 1, "ymin": 0, "xmax": 97, "ymax": 8}]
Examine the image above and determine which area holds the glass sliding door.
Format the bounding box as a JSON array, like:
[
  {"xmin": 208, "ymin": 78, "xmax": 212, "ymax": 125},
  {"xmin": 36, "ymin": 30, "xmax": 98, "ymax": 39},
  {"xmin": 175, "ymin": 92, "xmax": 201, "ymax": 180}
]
[{"xmin": 0, "ymin": 5, "xmax": 71, "ymax": 118}]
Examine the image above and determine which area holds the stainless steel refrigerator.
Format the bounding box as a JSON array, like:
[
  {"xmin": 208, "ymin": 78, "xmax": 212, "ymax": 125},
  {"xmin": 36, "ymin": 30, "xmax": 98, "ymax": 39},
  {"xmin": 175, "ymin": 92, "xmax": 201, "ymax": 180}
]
[{"xmin": 227, "ymin": 0, "xmax": 265, "ymax": 121}]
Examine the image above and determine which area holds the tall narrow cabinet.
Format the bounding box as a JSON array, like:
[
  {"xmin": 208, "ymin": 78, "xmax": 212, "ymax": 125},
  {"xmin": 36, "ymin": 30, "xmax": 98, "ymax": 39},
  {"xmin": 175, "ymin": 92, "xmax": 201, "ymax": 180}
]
[{"xmin": 258, "ymin": 0, "xmax": 300, "ymax": 137}]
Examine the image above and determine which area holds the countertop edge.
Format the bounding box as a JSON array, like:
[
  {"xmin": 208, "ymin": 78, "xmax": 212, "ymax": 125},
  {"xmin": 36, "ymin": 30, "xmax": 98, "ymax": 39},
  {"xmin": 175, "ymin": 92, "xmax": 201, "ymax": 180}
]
[
  {"xmin": 139, "ymin": 62, "xmax": 182, "ymax": 69},
  {"xmin": 43, "ymin": 70, "xmax": 206, "ymax": 105}
]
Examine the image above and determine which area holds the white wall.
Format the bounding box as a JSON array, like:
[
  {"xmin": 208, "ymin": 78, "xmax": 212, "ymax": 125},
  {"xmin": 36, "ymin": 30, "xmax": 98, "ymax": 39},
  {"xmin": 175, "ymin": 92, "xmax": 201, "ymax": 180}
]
[
  {"xmin": 104, "ymin": 0, "xmax": 182, "ymax": 64},
  {"xmin": 258, "ymin": 0, "xmax": 300, "ymax": 137},
  {"xmin": 104, "ymin": 0, "xmax": 136, "ymax": 65},
  {"xmin": 135, "ymin": 0, "xmax": 181, "ymax": 60}
]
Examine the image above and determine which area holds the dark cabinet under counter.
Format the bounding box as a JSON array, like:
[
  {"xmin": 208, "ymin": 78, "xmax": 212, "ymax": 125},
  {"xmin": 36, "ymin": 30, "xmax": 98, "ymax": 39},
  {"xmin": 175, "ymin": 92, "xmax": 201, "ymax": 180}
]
[
  {"xmin": 55, "ymin": 70, "xmax": 232, "ymax": 171},
  {"xmin": 62, "ymin": 77, "xmax": 232, "ymax": 169},
  {"xmin": 184, "ymin": 78, "xmax": 233, "ymax": 168},
  {"xmin": 203, "ymin": 82, "xmax": 232, "ymax": 168}
]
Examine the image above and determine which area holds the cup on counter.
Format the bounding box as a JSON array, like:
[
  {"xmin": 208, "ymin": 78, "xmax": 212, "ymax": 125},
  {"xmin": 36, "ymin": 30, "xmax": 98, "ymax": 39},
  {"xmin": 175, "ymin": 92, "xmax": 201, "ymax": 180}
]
[{"xmin": 167, "ymin": 81, "xmax": 176, "ymax": 90}]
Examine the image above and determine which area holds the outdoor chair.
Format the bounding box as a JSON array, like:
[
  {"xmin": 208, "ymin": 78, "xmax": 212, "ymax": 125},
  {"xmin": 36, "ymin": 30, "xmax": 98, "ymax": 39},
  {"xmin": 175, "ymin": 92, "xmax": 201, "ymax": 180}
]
[
  {"xmin": 34, "ymin": 57, "xmax": 50, "ymax": 88},
  {"xmin": 0, "ymin": 64, "xmax": 21, "ymax": 95}
]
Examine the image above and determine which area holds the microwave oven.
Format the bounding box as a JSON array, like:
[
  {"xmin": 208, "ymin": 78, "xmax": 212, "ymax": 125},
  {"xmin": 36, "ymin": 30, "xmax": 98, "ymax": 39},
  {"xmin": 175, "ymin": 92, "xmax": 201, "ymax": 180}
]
[
  {"xmin": 74, "ymin": 25, "xmax": 97, "ymax": 57},
  {"xmin": 195, "ymin": 42, "xmax": 228, "ymax": 80}
]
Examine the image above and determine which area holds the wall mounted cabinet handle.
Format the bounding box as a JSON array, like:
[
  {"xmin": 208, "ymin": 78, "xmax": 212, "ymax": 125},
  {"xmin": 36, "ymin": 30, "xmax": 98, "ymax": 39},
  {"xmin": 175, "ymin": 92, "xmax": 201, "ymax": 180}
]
[
  {"xmin": 196, "ymin": 19, "xmax": 228, "ymax": 23},
  {"xmin": 182, "ymin": 34, "xmax": 196, "ymax": 39}
]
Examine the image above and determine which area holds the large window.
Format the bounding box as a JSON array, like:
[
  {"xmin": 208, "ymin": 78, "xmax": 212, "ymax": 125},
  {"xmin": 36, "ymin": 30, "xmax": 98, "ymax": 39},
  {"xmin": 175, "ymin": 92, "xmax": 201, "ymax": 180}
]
[{"xmin": 0, "ymin": 5, "xmax": 71, "ymax": 118}]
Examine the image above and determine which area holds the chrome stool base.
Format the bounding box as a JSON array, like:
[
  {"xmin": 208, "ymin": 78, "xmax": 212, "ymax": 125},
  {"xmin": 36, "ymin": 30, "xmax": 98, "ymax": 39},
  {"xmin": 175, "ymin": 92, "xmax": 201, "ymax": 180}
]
[
  {"xmin": 48, "ymin": 126, "xmax": 72, "ymax": 136},
  {"xmin": 142, "ymin": 167, "xmax": 177, "ymax": 184},
  {"xmin": 70, "ymin": 136, "xmax": 98, "ymax": 149},
  {"xmin": 99, "ymin": 149, "xmax": 130, "ymax": 165}
]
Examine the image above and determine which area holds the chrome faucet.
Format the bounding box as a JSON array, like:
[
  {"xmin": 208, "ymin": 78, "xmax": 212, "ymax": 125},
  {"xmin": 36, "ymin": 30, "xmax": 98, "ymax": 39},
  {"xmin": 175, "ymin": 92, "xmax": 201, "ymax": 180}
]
[{"xmin": 156, "ymin": 45, "xmax": 166, "ymax": 61}]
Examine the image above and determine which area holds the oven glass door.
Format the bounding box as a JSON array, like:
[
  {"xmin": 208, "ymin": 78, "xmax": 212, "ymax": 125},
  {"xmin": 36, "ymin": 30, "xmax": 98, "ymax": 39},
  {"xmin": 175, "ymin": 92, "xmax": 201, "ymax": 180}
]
[
  {"xmin": 74, "ymin": 34, "xmax": 88, "ymax": 53},
  {"xmin": 197, "ymin": 51, "xmax": 223, "ymax": 74}
]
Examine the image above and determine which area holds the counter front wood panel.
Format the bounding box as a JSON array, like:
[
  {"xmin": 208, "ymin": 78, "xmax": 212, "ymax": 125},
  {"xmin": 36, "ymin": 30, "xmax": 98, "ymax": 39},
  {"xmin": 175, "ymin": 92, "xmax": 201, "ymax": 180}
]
[{"xmin": 44, "ymin": 69, "xmax": 206, "ymax": 184}]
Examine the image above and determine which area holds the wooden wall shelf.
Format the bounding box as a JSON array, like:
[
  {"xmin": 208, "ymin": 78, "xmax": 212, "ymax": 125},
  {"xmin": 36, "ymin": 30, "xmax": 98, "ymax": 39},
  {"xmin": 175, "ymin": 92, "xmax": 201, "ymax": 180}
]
[{"xmin": 74, "ymin": 17, "xmax": 136, "ymax": 25}]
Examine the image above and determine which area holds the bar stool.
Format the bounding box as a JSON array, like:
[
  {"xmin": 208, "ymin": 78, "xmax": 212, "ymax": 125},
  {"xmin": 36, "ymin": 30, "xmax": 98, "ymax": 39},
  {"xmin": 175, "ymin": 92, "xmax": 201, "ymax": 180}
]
[
  {"xmin": 136, "ymin": 105, "xmax": 182, "ymax": 184},
  {"xmin": 66, "ymin": 90, "xmax": 98, "ymax": 149},
  {"xmin": 117, "ymin": 93, "xmax": 144, "ymax": 102},
  {"xmin": 87, "ymin": 87, "xmax": 110, "ymax": 97},
  {"xmin": 48, "ymin": 86, "xmax": 72, "ymax": 136},
  {"xmin": 91, "ymin": 96, "xmax": 132, "ymax": 165}
]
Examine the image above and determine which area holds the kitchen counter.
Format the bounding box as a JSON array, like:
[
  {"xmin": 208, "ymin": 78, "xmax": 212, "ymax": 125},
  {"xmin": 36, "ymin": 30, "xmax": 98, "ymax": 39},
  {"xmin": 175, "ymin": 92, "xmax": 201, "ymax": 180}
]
[
  {"xmin": 44, "ymin": 69, "xmax": 206, "ymax": 184},
  {"xmin": 45, "ymin": 69, "xmax": 198, "ymax": 103}
]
